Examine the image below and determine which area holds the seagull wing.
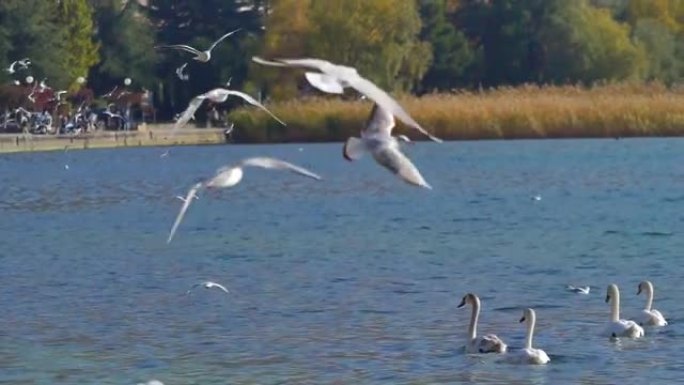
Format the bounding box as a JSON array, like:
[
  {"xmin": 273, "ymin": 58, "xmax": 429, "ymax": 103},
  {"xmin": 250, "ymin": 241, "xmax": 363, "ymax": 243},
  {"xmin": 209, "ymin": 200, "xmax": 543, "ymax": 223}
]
[
  {"xmin": 346, "ymin": 76, "xmax": 442, "ymax": 143},
  {"xmin": 167, "ymin": 183, "xmax": 202, "ymax": 244},
  {"xmin": 216, "ymin": 89, "xmax": 286, "ymax": 126},
  {"xmin": 173, "ymin": 95, "xmax": 206, "ymax": 132},
  {"xmin": 208, "ymin": 28, "xmax": 241, "ymax": 51},
  {"xmin": 372, "ymin": 146, "xmax": 431, "ymax": 189},
  {"xmin": 363, "ymin": 103, "xmax": 395, "ymax": 138},
  {"xmin": 238, "ymin": 157, "xmax": 322, "ymax": 180},
  {"xmin": 156, "ymin": 44, "xmax": 203, "ymax": 57},
  {"xmin": 207, "ymin": 282, "xmax": 230, "ymax": 293},
  {"xmin": 304, "ymin": 72, "xmax": 345, "ymax": 94},
  {"xmin": 252, "ymin": 56, "xmax": 333, "ymax": 72}
]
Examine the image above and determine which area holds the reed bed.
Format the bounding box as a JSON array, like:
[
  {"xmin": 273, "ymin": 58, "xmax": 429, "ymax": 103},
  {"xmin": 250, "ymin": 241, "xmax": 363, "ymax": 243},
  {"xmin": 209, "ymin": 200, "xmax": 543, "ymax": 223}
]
[{"xmin": 228, "ymin": 83, "xmax": 684, "ymax": 142}]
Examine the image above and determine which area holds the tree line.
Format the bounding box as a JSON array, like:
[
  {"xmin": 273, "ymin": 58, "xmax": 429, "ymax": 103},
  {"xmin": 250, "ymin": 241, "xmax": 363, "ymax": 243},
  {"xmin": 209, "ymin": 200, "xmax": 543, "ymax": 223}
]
[{"xmin": 0, "ymin": 0, "xmax": 681, "ymax": 121}]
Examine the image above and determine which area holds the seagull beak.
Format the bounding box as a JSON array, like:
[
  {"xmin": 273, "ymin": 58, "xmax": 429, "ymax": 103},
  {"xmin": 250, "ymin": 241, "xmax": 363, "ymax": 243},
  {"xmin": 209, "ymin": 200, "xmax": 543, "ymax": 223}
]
[{"xmin": 457, "ymin": 297, "xmax": 466, "ymax": 308}]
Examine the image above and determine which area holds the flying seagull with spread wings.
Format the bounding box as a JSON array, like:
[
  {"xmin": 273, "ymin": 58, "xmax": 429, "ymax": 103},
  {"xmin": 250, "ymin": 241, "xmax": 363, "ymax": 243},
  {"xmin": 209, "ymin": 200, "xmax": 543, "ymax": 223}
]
[
  {"xmin": 344, "ymin": 104, "xmax": 432, "ymax": 189},
  {"xmin": 173, "ymin": 88, "xmax": 285, "ymax": 131},
  {"xmin": 252, "ymin": 56, "xmax": 442, "ymax": 143},
  {"xmin": 156, "ymin": 28, "xmax": 241, "ymax": 63},
  {"xmin": 167, "ymin": 157, "xmax": 322, "ymax": 243}
]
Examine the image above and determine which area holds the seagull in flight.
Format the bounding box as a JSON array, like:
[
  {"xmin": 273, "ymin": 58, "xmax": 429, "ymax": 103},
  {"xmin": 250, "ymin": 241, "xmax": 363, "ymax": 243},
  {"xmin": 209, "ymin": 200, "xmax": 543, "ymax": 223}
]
[
  {"xmin": 101, "ymin": 86, "xmax": 118, "ymax": 99},
  {"xmin": 186, "ymin": 281, "xmax": 230, "ymax": 295},
  {"xmin": 566, "ymin": 285, "xmax": 590, "ymax": 295},
  {"xmin": 156, "ymin": 28, "xmax": 241, "ymax": 63},
  {"xmin": 252, "ymin": 56, "xmax": 442, "ymax": 143},
  {"xmin": 173, "ymin": 88, "xmax": 285, "ymax": 132},
  {"xmin": 176, "ymin": 62, "xmax": 189, "ymax": 81},
  {"xmin": 5, "ymin": 58, "xmax": 30, "ymax": 74},
  {"xmin": 167, "ymin": 157, "xmax": 321, "ymax": 243},
  {"xmin": 343, "ymin": 104, "xmax": 432, "ymax": 189}
]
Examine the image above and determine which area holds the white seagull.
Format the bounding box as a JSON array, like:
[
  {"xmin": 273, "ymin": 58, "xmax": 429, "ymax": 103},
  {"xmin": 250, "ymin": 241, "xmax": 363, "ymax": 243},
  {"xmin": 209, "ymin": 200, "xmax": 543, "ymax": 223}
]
[
  {"xmin": 252, "ymin": 56, "xmax": 442, "ymax": 143},
  {"xmin": 156, "ymin": 28, "xmax": 241, "ymax": 63},
  {"xmin": 186, "ymin": 281, "xmax": 230, "ymax": 295},
  {"xmin": 5, "ymin": 58, "xmax": 30, "ymax": 74},
  {"xmin": 176, "ymin": 62, "xmax": 189, "ymax": 81},
  {"xmin": 566, "ymin": 285, "xmax": 590, "ymax": 294},
  {"xmin": 173, "ymin": 88, "xmax": 286, "ymax": 132},
  {"xmin": 343, "ymin": 104, "xmax": 432, "ymax": 189},
  {"xmin": 167, "ymin": 157, "xmax": 321, "ymax": 243}
]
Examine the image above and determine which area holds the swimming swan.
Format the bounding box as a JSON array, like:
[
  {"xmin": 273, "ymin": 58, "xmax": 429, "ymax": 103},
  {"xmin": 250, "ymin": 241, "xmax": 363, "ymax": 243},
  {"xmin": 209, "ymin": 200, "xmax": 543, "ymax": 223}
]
[
  {"xmin": 506, "ymin": 308, "xmax": 550, "ymax": 365},
  {"xmin": 636, "ymin": 280, "xmax": 667, "ymax": 327},
  {"xmin": 458, "ymin": 293, "xmax": 507, "ymax": 353},
  {"xmin": 604, "ymin": 284, "xmax": 644, "ymax": 339}
]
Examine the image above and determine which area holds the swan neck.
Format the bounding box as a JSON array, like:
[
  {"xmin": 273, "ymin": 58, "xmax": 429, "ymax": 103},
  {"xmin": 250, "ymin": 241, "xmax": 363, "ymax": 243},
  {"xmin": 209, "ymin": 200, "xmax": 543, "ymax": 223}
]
[
  {"xmin": 645, "ymin": 285, "xmax": 654, "ymax": 311},
  {"xmin": 468, "ymin": 298, "xmax": 480, "ymax": 340},
  {"xmin": 524, "ymin": 312, "xmax": 535, "ymax": 350},
  {"xmin": 610, "ymin": 287, "xmax": 620, "ymax": 322}
]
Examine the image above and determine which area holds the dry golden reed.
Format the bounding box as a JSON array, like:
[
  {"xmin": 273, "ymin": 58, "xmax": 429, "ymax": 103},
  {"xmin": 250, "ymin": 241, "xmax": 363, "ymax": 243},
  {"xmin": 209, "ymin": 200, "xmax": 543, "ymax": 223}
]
[{"xmin": 228, "ymin": 83, "xmax": 684, "ymax": 142}]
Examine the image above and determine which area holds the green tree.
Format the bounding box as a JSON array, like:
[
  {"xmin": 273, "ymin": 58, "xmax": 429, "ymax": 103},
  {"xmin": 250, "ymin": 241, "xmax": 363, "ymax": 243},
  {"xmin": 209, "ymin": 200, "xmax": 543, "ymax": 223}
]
[
  {"xmin": 145, "ymin": 0, "xmax": 265, "ymax": 119},
  {"xmin": 539, "ymin": 0, "xmax": 647, "ymax": 83},
  {"xmin": 419, "ymin": 0, "xmax": 478, "ymax": 91},
  {"xmin": 56, "ymin": 0, "xmax": 100, "ymax": 91},
  {"xmin": 0, "ymin": 0, "xmax": 66, "ymax": 86},
  {"xmin": 307, "ymin": 0, "xmax": 431, "ymax": 93},
  {"xmin": 632, "ymin": 19, "xmax": 682, "ymax": 83},
  {"xmin": 89, "ymin": 0, "xmax": 157, "ymax": 92}
]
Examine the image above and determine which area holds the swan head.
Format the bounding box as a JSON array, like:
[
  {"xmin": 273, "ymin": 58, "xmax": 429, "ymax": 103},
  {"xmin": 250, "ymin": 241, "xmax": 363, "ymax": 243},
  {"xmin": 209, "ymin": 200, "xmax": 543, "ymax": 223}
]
[
  {"xmin": 520, "ymin": 308, "xmax": 534, "ymax": 323},
  {"xmin": 637, "ymin": 280, "xmax": 652, "ymax": 295},
  {"xmin": 605, "ymin": 283, "xmax": 619, "ymax": 303},
  {"xmin": 457, "ymin": 293, "xmax": 478, "ymax": 308}
]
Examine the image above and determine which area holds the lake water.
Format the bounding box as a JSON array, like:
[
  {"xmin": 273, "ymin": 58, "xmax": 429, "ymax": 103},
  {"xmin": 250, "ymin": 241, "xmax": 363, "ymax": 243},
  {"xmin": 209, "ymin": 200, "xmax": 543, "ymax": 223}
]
[{"xmin": 1, "ymin": 139, "xmax": 683, "ymax": 385}]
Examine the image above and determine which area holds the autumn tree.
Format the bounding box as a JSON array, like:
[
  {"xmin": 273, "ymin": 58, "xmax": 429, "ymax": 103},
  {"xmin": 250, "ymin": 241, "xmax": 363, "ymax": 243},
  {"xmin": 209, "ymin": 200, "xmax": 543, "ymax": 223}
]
[
  {"xmin": 252, "ymin": 0, "xmax": 312, "ymax": 99},
  {"xmin": 307, "ymin": 0, "xmax": 431, "ymax": 92}
]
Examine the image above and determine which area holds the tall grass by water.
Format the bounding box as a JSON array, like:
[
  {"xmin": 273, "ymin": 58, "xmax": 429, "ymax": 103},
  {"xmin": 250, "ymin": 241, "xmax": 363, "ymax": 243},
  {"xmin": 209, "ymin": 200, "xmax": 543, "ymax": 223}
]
[{"xmin": 228, "ymin": 83, "xmax": 684, "ymax": 142}]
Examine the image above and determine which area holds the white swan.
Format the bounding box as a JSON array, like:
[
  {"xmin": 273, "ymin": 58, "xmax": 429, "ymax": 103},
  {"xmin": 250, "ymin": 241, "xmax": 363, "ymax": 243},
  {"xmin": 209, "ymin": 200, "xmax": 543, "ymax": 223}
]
[
  {"xmin": 603, "ymin": 284, "xmax": 644, "ymax": 339},
  {"xmin": 506, "ymin": 308, "xmax": 550, "ymax": 365},
  {"xmin": 457, "ymin": 293, "xmax": 507, "ymax": 353},
  {"xmin": 636, "ymin": 280, "xmax": 667, "ymax": 327}
]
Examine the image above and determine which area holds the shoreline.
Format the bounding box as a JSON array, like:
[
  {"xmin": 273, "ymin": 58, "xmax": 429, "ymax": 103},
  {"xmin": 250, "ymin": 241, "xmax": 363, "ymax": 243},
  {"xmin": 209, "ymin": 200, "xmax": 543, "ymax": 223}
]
[{"xmin": 0, "ymin": 124, "xmax": 228, "ymax": 154}]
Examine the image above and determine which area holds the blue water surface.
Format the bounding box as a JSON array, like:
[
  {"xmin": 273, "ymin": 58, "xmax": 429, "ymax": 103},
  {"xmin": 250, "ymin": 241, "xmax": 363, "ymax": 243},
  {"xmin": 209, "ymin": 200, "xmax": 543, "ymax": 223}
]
[{"xmin": 1, "ymin": 139, "xmax": 683, "ymax": 384}]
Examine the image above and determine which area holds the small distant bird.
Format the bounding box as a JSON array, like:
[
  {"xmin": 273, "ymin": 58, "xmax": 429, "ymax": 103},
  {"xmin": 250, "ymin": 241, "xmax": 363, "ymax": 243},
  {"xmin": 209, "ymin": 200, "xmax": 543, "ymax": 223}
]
[
  {"xmin": 186, "ymin": 281, "xmax": 230, "ymax": 295},
  {"xmin": 566, "ymin": 285, "xmax": 590, "ymax": 294},
  {"xmin": 224, "ymin": 123, "xmax": 234, "ymax": 136},
  {"xmin": 175, "ymin": 62, "xmax": 189, "ymax": 81},
  {"xmin": 531, "ymin": 195, "xmax": 542, "ymax": 201},
  {"xmin": 175, "ymin": 194, "xmax": 198, "ymax": 202},
  {"xmin": 343, "ymin": 104, "xmax": 431, "ymax": 189},
  {"xmin": 5, "ymin": 58, "xmax": 30, "ymax": 74},
  {"xmin": 137, "ymin": 380, "xmax": 164, "ymax": 385},
  {"xmin": 160, "ymin": 149, "xmax": 170, "ymax": 158},
  {"xmin": 12, "ymin": 80, "xmax": 20, "ymax": 86},
  {"xmin": 173, "ymin": 88, "xmax": 285, "ymax": 132},
  {"xmin": 225, "ymin": 77, "xmax": 232, "ymax": 87},
  {"xmin": 38, "ymin": 78, "xmax": 50, "ymax": 91},
  {"xmin": 252, "ymin": 56, "xmax": 441, "ymax": 143},
  {"xmin": 101, "ymin": 86, "xmax": 118, "ymax": 99},
  {"xmin": 156, "ymin": 28, "xmax": 241, "ymax": 63},
  {"xmin": 167, "ymin": 157, "xmax": 321, "ymax": 243}
]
